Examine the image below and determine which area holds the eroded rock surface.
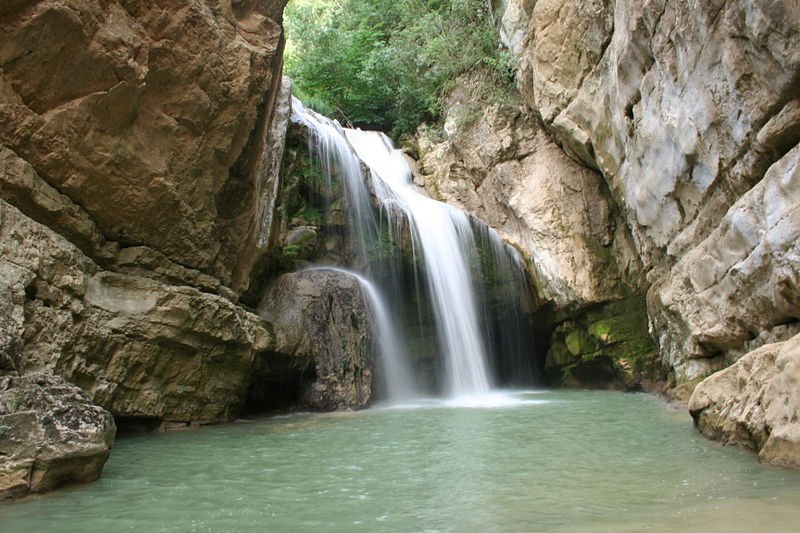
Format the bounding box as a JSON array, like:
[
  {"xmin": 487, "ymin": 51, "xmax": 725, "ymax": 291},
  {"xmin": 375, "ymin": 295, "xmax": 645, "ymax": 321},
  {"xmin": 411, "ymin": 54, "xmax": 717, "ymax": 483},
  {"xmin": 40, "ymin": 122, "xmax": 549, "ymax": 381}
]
[
  {"xmin": 490, "ymin": 0, "xmax": 800, "ymax": 380},
  {"xmin": 1, "ymin": 199, "xmax": 274, "ymax": 424},
  {"xmin": 260, "ymin": 269, "xmax": 373, "ymax": 411},
  {"xmin": 416, "ymin": 79, "xmax": 655, "ymax": 386},
  {"xmin": 0, "ymin": 0, "xmax": 288, "ymax": 293},
  {"xmin": 690, "ymin": 333, "xmax": 800, "ymax": 470},
  {"xmin": 0, "ymin": 373, "xmax": 115, "ymax": 500}
]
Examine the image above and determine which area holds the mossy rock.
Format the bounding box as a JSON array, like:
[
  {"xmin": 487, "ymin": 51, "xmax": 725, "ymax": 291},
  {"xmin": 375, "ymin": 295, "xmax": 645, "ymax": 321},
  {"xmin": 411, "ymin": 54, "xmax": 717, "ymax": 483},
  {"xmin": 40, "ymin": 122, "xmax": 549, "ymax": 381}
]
[
  {"xmin": 546, "ymin": 295, "xmax": 660, "ymax": 389},
  {"xmin": 565, "ymin": 328, "xmax": 599, "ymax": 357}
]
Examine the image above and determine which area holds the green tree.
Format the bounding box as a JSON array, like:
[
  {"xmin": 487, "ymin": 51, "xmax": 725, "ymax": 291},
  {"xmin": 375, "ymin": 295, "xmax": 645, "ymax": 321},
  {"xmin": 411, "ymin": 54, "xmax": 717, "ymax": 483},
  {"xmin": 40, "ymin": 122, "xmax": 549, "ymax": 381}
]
[{"xmin": 284, "ymin": 0, "xmax": 515, "ymax": 137}]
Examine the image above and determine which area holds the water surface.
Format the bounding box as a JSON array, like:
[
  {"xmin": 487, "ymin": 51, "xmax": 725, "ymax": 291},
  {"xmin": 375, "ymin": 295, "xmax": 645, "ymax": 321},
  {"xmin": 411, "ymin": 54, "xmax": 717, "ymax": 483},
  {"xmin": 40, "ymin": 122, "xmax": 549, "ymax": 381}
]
[{"xmin": 3, "ymin": 390, "xmax": 799, "ymax": 532}]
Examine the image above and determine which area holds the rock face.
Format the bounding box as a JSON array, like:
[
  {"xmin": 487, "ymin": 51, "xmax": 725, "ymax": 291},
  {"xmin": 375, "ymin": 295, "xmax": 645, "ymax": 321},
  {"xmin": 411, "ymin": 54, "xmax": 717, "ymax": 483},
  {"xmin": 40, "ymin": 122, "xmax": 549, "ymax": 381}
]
[
  {"xmin": 259, "ymin": 269, "xmax": 373, "ymax": 411},
  {"xmin": 0, "ymin": 0, "xmax": 289, "ymax": 294},
  {"xmin": 0, "ymin": 0, "xmax": 369, "ymax": 499},
  {"xmin": 0, "ymin": 373, "xmax": 115, "ymax": 500},
  {"xmin": 0, "ymin": 199, "xmax": 274, "ymax": 425},
  {"xmin": 488, "ymin": 0, "xmax": 800, "ymax": 381},
  {"xmin": 417, "ymin": 78, "xmax": 658, "ymax": 387},
  {"xmin": 690, "ymin": 333, "xmax": 800, "ymax": 470},
  {"xmin": 418, "ymin": 86, "xmax": 642, "ymax": 312}
]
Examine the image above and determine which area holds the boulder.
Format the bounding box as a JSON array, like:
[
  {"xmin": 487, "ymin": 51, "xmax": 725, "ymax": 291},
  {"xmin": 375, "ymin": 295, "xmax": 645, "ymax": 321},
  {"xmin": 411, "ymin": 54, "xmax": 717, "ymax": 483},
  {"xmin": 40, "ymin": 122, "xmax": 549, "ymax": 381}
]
[
  {"xmin": 260, "ymin": 269, "xmax": 373, "ymax": 411},
  {"xmin": 689, "ymin": 333, "xmax": 800, "ymax": 470},
  {"xmin": 0, "ymin": 373, "xmax": 115, "ymax": 500}
]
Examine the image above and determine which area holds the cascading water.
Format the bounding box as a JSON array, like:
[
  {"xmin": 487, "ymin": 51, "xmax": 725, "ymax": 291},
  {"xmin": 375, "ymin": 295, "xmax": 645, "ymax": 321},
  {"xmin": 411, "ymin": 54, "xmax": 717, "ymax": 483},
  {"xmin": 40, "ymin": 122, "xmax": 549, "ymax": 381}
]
[
  {"xmin": 291, "ymin": 97, "xmax": 535, "ymax": 400},
  {"xmin": 309, "ymin": 266, "xmax": 418, "ymax": 402},
  {"xmin": 343, "ymin": 129, "xmax": 492, "ymax": 396}
]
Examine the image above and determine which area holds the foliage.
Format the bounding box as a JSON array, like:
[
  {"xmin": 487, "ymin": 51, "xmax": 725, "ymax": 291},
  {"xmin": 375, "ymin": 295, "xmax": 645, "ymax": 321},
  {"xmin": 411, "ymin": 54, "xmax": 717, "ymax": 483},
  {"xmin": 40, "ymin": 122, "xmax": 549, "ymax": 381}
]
[{"xmin": 284, "ymin": 0, "xmax": 515, "ymax": 137}]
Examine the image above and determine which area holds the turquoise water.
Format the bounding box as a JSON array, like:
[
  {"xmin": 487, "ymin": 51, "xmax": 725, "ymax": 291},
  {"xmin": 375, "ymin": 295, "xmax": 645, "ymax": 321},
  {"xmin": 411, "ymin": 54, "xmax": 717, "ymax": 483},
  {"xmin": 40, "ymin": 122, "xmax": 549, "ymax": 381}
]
[{"xmin": 3, "ymin": 390, "xmax": 800, "ymax": 532}]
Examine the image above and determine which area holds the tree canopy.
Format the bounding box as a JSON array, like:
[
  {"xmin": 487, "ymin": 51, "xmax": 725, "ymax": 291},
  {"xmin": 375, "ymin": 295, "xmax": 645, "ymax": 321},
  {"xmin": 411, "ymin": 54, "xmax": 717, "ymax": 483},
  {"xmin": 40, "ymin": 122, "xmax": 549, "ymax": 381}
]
[{"xmin": 284, "ymin": 0, "xmax": 515, "ymax": 137}]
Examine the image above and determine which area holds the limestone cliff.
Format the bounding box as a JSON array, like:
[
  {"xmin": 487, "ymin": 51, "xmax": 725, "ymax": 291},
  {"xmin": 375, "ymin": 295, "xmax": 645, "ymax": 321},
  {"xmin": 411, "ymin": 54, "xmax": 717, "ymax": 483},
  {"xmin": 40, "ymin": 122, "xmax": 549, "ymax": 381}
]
[
  {"xmin": 421, "ymin": 1, "xmax": 798, "ymax": 391},
  {"xmin": 416, "ymin": 77, "xmax": 658, "ymax": 389},
  {"xmin": 420, "ymin": 0, "xmax": 796, "ymax": 462},
  {"xmin": 0, "ymin": 0, "xmax": 288, "ymax": 294},
  {"xmin": 491, "ymin": 0, "xmax": 800, "ymax": 382}
]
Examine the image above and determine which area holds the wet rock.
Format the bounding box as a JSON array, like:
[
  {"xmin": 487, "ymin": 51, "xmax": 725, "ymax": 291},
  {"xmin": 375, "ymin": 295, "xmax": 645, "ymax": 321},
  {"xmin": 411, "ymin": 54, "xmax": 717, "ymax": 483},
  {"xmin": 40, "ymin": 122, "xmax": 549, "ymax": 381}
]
[
  {"xmin": 417, "ymin": 80, "xmax": 644, "ymax": 314},
  {"xmin": 545, "ymin": 297, "xmax": 661, "ymax": 389},
  {"xmin": 260, "ymin": 269, "xmax": 373, "ymax": 411},
  {"xmin": 0, "ymin": 373, "xmax": 115, "ymax": 500},
  {"xmin": 416, "ymin": 77, "xmax": 653, "ymax": 388},
  {"xmin": 689, "ymin": 333, "xmax": 800, "ymax": 470}
]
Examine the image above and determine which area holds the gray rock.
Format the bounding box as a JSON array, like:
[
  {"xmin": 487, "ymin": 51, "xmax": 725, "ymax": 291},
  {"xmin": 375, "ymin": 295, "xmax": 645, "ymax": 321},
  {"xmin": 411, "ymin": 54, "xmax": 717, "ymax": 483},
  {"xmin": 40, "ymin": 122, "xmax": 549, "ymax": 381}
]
[
  {"xmin": 0, "ymin": 373, "xmax": 115, "ymax": 500},
  {"xmin": 260, "ymin": 269, "xmax": 373, "ymax": 411},
  {"xmin": 494, "ymin": 0, "xmax": 800, "ymax": 380}
]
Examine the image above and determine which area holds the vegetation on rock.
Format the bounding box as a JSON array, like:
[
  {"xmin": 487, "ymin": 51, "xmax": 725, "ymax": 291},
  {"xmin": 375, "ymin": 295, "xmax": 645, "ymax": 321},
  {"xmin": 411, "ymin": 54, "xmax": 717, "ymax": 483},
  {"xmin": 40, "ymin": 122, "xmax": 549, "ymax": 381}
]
[{"xmin": 284, "ymin": 0, "xmax": 515, "ymax": 136}]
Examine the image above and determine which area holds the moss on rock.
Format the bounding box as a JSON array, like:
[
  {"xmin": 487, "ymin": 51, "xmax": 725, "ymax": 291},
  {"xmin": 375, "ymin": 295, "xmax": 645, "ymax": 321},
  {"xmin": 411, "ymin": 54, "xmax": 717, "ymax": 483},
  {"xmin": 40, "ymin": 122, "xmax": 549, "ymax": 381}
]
[{"xmin": 545, "ymin": 296, "xmax": 661, "ymax": 390}]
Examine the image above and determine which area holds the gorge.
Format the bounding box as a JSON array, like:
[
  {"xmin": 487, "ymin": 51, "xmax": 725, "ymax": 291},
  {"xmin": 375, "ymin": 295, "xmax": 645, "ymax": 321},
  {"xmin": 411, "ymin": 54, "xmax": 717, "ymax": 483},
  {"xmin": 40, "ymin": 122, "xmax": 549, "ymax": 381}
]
[{"xmin": 1, "ymin": 0, "xmax": 800, "ymax": 529}]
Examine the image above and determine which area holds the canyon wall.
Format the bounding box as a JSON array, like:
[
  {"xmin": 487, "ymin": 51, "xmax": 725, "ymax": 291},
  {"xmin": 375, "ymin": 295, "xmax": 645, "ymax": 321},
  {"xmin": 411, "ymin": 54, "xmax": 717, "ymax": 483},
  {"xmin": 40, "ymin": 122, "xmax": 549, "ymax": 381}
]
[
  {"xmin": 2, "ymin": 0, "xmax": 798, "ymax": 492},
  {"xmin": 418, "ymin": 0, "xmax": 798, "ymax": 462},
  {"xmin": 488, "ymin": 0, "xmax": 800, "ymax": 382},
  {"xmin": 0, "ymin": 0, "xmax": 375, "ymax": 497}
]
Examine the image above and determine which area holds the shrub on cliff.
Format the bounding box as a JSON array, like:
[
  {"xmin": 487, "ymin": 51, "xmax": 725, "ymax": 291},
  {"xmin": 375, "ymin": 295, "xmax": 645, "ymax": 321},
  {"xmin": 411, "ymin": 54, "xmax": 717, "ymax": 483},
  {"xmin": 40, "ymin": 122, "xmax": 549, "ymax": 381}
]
[{"xmin": 284, "ymin": 0, "xmax": 515, "ymax": 137}]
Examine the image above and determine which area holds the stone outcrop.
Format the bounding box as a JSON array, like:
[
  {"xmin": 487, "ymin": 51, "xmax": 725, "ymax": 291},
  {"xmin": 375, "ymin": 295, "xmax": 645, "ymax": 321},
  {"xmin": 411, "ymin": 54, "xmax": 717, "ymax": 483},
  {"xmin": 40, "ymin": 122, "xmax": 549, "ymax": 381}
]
[
  {"xmin": 259, "ymin": 269, "xmax": 373, "ymax": 411},
  {"xmin": 0, "ymin": 0, "xmax": 350, "ymax": 499},
  {"xmin": 418, "ymin": 86, "xmax": 643, "ymax": 312},
  {"xmin": 689, "ymin": 333, "xmax": 800, "ymax": 470},
  {"xmin": 0, "ymin": 199, "xmax": 274, "ymax": 425},
  {"xmin": 416, "ymin": 78, "xmax": 657, "ymax": 387},
  {"xmin": 489, "ymin": 0, "xmax": 800, "ymax": 382},
  {"xmin": 0, "ymin": 373, "xmax": 115, "ymax": 500},
  {"xmin": 0, "ymin": 0, "xmax": 289, "ymax": 294}
]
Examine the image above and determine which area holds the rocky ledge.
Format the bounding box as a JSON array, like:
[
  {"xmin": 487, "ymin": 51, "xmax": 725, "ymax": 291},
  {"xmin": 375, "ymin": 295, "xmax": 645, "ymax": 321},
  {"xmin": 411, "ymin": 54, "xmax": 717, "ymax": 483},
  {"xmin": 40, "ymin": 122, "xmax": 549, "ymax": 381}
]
[
  {"xmin": 689, "ymin": 333, "xmax": 800, "ymax": 470},
  {"xmin": 258, "ymin": 269, "xmax": 373, "ymax": 411}
]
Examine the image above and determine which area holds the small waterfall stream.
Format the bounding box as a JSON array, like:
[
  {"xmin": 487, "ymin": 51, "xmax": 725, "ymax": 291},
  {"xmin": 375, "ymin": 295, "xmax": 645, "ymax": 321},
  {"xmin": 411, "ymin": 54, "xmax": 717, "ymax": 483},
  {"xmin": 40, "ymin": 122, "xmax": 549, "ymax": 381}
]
[
  {"xmin": 292, "ymin": 98, "xmax": 534, "ymax": 401},
  {"xmin": 343, "ymin": 129, "xmax": 492, "ymax": 396}
]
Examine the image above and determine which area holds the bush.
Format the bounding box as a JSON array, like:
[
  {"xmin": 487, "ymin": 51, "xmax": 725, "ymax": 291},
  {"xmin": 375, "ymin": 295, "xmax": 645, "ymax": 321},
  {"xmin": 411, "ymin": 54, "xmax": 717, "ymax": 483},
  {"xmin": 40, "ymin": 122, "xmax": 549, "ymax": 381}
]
[{"xmin": 284, "ymin": 0, "xmax": 515, "ymax": 137}]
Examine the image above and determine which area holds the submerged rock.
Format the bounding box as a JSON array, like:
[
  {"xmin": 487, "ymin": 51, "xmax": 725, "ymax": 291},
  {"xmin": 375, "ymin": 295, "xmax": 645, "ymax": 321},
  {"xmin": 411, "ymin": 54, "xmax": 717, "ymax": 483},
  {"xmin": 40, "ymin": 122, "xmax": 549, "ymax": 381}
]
[
  {"xmin": 689, "ymin": 333, "xmax": 800, "ymax": 470},
  {"xmin": 0, "ymin": 373, "xmax": 115, "ymax": 500}
]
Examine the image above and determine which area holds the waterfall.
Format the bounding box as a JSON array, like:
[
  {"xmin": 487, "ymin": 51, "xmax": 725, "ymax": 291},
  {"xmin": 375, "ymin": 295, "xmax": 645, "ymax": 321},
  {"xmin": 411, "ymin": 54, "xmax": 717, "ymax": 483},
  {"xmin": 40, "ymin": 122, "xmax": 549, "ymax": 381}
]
[
  {"xmin": 291, "ymin": 97, "xmax": 534, "ymax": 399},
  {"xmin": 342, "ymin": 129, "xmax": 492, "ymax": 396},
  {"xmin": 309, "ymin": 267, "xmax": 418, "ymax": 402}
]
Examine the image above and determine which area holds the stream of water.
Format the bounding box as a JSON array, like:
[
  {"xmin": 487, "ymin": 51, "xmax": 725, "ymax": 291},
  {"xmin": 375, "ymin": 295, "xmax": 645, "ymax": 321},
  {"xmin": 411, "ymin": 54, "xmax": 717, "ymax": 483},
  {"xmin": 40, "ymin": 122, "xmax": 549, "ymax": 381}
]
[
  {"xmin": 292, "ymin": 99, "xmax": 533, "ymax": 399},
  {"xmin": 4, "ymin": 390, "xmax": 800, "ymax": 532}
]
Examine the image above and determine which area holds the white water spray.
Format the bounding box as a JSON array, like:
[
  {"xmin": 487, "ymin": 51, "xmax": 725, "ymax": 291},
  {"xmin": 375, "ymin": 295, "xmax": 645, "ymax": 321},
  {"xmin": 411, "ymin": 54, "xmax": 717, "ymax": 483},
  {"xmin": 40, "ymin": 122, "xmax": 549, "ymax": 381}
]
[
  {"xmin": 343, "ymin": 129, "xmax": 492, "ymax": 396},
  {"xmin": 292, "ymin": 97, "xmax": 522, "ymax": 399},
  {"xmin": 309, "ymin": 266, "xmax": 418, "ymax": 402}
]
